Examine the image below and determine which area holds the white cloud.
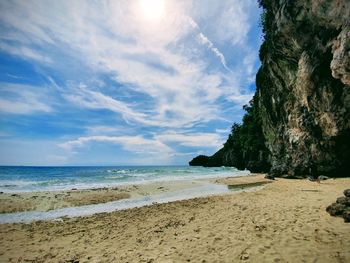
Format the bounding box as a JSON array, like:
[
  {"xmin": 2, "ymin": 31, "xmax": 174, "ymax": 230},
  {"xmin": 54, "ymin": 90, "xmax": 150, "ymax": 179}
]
[
  {"xmin": 227, "ymin": 92, "xmax": 255, "ymax": 106},
  {"xmin": 85, "ymin": 125, "xmax": 129, "ymax": 135},
  {"xmin": 215, "ymin": 128, "xmax": 231, "ymax": 134},
  {"xmin": 63, "ymin": 84, "xmax": 152, "ymax": 125},
  {"xmin": 0, "ymin": 83, "xmax": 53, "ymax": 114},
  {"xmin": 58, "ymin": 131, "xmax": 226, "ymax": 164},
  {"xmin": 155, "ymin": 132, "xmax": 223, "ymax": 148},
  {"xmin": 217, "ymin": 4, "xmax": 251, "ymax": 45},
  {"xmin": 188, "ymin": 17, "xmax": 231, "ymax": 71},
  {"xmin": 197, "ymin": 33, "xmax": 231, "ymax": 71},
  {"xmin": 193, "ymin": 0, "xmax": 256, "ymax": 46},
  {"xmin": 0, "ymin": 0, "xmax": 260, "ymax": 128},
  {"xmin": 0, "ymin": 42, "xmax": 52, "ymax": 63},
  {"xmin": 0, "ymin": 0, "xmax": 262, "ymax": 164},
  {"xmin": 59, "ymin": 135, "xmax": 174, "ymax": 155},
  {"xmin": 62, "ymin": 73, "xmax": 222, "ymax": 127}
]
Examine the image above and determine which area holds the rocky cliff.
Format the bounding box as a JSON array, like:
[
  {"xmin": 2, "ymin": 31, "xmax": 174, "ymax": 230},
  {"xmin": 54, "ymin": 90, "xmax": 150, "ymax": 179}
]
[
  {"xmin": 189, "ymin": 97, "xmax": 271, "ymax": 173},
  {"xmin": 190, "ymin": 0, "xmax": 350, "ymax": 177}
]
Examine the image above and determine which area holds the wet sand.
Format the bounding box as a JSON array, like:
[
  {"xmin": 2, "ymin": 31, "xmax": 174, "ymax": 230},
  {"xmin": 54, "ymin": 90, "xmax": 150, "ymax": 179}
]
[
  {"xmin": 0, "ymin": 174, "xmax": 350, "ymax": 262},
  {"xmin": 0, "ymin": 180, "xmax": 205, "ymax": 213},
  {"xmin": 0, "ymin": 188, "xmax": 130, "ymax": 213}
]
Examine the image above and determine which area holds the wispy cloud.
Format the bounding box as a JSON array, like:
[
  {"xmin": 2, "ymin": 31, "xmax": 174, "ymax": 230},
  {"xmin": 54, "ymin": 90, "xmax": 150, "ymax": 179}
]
[
  {"xmin": 215, "ymin": 128, "xmax": 231, "ymax": 134},
  {"xmin": 193, "ymin": 0, "xmax": 256, "ymax": 46},
  {"xmin": 188, "ymin": 17, "xmax": 231, "ymax": 71},
  {"xmin": 0, "ymin": 0, "xmax": 262, "ymax": 165},
  {"xmin": 155, "ymin": 132, "xmax": 223, "ymax": 148},
  {"xmin": 59, "ymin": 135, "xmax": 174, "ymax": 155},
  {"xmin": 197, "ymin": 33, "xmax": 231, "ymax": 71},
  {"xmin": 0, "ymin": 83, "xmax": 53, "ymax": 114},
  {"xmin": 0, "ymin": 42, "xmax": 52, "ymax": 63},
  {"xmin": 0, "ymin": 0, "xmax": 258, "ymax": 125},
  {"xmin": 63, "ymin": 84, "xmax": 152, "ymax": 126},
  {"xmin": 85, "ymin": 125, "xmax": 131, "ymax": 136}
]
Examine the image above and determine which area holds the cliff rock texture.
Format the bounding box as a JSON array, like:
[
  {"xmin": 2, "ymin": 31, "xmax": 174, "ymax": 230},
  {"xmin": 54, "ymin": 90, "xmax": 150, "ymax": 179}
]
[
  {"xmin": 257, "ymin": 0, "xmax": 349, "ymax": 176},
  {"xmin": 190, "ymin": 0, "xmax": 350, "ymax": 177}
]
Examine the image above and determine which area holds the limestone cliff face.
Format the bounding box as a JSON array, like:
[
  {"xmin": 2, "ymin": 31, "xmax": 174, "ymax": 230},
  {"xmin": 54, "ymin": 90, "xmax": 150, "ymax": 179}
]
[
  {"xmin": 190, "ymin": 0, "xmax": 350, "ymax": 177},
  {"xmin": 257, "ymin": 0, "xmax": 350, "ymax": 176}
]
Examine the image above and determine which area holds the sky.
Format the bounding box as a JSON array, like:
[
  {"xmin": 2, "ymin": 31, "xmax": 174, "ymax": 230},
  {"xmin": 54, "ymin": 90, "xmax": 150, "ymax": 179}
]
[{"xmin": 0, "ymin": 0, "xmax": 262, "ymax": 166}]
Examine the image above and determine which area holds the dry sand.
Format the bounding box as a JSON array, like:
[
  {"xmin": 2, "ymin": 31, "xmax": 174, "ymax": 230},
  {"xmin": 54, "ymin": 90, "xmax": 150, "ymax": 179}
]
[{"xmin": 0, "ymin": 174, "xmax": 350, "ymax": 262}]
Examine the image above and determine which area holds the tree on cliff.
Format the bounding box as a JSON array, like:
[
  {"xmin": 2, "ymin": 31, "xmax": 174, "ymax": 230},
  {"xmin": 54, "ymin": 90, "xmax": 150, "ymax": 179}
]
[{"xmin": 189, "ymin": 96, "xmax": 270, "ymax": 173}]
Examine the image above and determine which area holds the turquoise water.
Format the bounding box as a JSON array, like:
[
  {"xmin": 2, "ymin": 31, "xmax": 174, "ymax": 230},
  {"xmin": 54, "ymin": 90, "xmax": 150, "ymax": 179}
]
[
  {"xmin": 0, "ymin": 166, "xmax": 249, "ymax": 193},
  {"xmin": 0, "ymin": 166, "xmax": 252, "ymax": 223}
]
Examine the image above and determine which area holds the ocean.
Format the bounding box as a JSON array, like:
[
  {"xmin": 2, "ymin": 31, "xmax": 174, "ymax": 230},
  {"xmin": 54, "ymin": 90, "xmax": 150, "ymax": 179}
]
[
  {"xmin": 0, "ymin": 165, "xmax": 249, "ymax": 193},
  {"xmin": 0, "ymin": 166, "xmax": 252, "ymax": 223}
]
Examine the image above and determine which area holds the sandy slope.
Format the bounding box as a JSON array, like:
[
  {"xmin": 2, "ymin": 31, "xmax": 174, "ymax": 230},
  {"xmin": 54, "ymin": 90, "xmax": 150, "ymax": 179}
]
[{"xmin": 0, "ymin": 175, "xmax": 349, "ymax": 262}]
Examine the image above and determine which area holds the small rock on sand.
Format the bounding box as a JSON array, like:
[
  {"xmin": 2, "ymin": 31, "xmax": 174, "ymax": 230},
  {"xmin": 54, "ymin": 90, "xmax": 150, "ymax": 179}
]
[
  {"xmin": 240, "ymin": 253, "xmax": 249, "ymax": 260},
  {"xmin": 327, "ymin": 189, "xmax": 350, "ymax": 222},
  {"xmin": 317, "ymin": 175, "xmax": 329, "ymax": 181},
  {"xmin": 343, "ymin": 210, "xmax": 350, "ymax": 223},
  {"xmin": 336, "ymin": 196, "xmax": 350, "ymax": 206},
  {"xmin": 326, "ymin": 203, "xmax": 346, "ymax": 216},
  {"xmin": 264, "ymin": 174, "xmax": 275, "ymax": 180},
  {"xmin": 344, "ymin": 189, "xmax": 350, "ymax": 197}
]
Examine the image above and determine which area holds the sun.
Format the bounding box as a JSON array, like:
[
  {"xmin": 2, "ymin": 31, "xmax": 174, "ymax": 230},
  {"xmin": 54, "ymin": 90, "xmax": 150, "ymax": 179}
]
[{"xmin": 138, "ymin": 0, "xmax": 166, "ymax": 22}]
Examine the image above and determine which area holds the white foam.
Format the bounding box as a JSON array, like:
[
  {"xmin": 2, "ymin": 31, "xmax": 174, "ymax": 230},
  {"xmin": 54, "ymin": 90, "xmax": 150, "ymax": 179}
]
[
  {"xmin": 0, "ymin": 183, "xmax": 232, "ymax": 224},
  {"xmin": 0, "ymin": 169, "xmax": 250, "ymax": 193}
]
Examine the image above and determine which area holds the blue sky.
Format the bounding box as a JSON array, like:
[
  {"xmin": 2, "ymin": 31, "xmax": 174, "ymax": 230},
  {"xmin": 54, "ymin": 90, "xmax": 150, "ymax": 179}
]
[{"xmin": 0, "ymin": 0, "xmax": 262, "ymax": 166}]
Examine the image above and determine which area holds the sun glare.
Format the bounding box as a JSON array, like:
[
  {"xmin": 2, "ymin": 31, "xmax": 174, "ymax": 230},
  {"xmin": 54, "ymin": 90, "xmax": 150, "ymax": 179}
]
[{"xmin": 138, "ymin": 0, "xmax": 165, "ymax": 22}]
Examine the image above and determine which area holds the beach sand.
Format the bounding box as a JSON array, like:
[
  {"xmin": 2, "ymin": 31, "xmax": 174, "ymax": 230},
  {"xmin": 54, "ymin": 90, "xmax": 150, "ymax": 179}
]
[
  {"xmin": 0, "ymin": 180, "xmax": 204, "ymax": 213},
  {"xmin": 0, "ymin": 174, "xmax": 349, "ymax": 262},
  {"xmin": 0, "ymin": 188, "xmax": 130, "ymax": 213}
]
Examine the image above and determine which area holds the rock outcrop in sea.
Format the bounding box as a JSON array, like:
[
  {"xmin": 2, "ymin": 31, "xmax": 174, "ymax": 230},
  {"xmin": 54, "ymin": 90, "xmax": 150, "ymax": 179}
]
[{"xmin": 190, "ymin": 0, "xmax": 350, "ymax": 177}]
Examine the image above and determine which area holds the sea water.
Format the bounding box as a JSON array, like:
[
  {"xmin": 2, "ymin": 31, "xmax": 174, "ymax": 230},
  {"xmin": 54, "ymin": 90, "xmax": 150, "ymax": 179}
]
[
  {"xmin": 0, "ymin": 166, "xmax": 250, "ymax": 223},
  {"xmin": 0, "ymin": 166, "xmax": 249, "ymax": 193}
]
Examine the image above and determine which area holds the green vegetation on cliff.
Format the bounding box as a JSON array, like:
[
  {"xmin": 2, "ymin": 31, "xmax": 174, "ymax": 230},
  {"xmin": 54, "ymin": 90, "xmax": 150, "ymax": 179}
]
[{"xmin": 189, "ymin": 96, "xmax": 270, "ymax": 173}]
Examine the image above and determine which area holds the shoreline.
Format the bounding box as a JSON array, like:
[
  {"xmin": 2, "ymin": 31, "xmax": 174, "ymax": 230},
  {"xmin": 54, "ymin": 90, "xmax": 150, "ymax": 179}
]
[
  {"xmin": 0, "ymin": 174, "xmax": 272, "ymax": 224},
  {"xmin": 0, "ymin": 166, "xmax": 251, "ymax": 194},
  {"xmin": 0, "ymin": 175, "xmax": 349, "ymax": 262},
  {"xmin": 0, "ymin": 173, "xmax": 265, "ymax": 215}
]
